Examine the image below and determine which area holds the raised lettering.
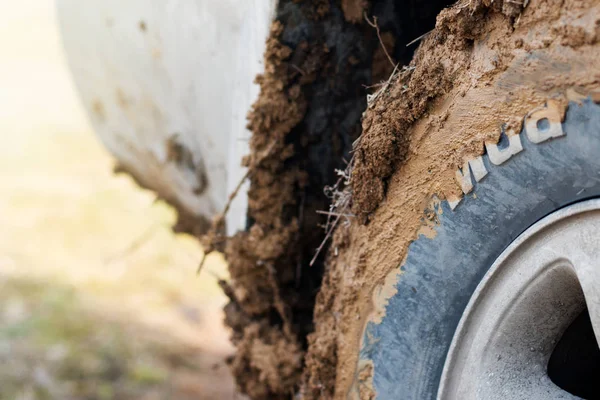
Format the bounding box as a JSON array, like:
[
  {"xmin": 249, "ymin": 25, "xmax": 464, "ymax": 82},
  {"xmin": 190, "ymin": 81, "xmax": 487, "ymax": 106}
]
[
  {"xmin": 485, "ymin": 132, "xmax": 523, "ymax": 165},
  {"xmin": 455, "ymin": 156, "xmax": 488, "ymax": 195},
  {"xmin": 448, "ymin": 196, "xmax": 462, "ymax": 210},
  {"xmin": 525, "ymin": 100, "xmax": 565, "ymax": 144}
]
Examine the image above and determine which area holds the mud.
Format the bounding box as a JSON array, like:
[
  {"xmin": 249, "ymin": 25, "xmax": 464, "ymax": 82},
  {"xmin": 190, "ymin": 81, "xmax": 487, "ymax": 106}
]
[
  {"xmin": 303, "ymin": 0, "xmax": 600, "ymax": 398},
  {"xmin": 221, "ymin": 0, "xmax": 461, "ymax": 397},
  {"xmin": 223, "ymin": 1, "xmax": 379, "ymax": 398},
  {"xmin": 221, "ymin": 0, "xmax": 600, "ymax": 398}
]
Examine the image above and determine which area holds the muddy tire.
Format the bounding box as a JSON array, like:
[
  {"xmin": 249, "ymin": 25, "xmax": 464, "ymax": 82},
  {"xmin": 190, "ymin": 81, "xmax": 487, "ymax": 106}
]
[
  {"xmin": 300, "ymin": 1, "xmax": 600, "ymax": 399},
  {"xmin": 359, "ymin": 99, "xmax": 600, "ymax": 399}
]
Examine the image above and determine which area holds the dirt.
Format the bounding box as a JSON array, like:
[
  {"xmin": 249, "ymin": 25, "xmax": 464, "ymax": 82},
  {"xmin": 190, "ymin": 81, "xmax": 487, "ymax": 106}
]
[
  {"xmin": 221, "ymin": 20, "xmax": 306, "ymax": 399},
  {"xmin": 219, "ymin": 0, "xmax": 464, "ymax": 398},
  {"xmin": 222, "ymin": 2, "xmax": 381, "ymax": 398},
  {"xmin": 302, "ymin": 0, "xmax": 600, "ymax": 398}
]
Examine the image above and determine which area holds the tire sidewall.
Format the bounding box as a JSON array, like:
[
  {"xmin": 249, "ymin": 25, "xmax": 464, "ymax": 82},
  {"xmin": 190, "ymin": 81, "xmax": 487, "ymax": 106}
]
[{"xmin": 360, "ymin": 99, "xmax": 600, "ymax": 399}]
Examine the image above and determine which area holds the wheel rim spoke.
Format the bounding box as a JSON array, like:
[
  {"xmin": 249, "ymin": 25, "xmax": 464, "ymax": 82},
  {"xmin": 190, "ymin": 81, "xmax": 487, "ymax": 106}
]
[
  {"xmin": 569, "ymin": 251, "xmax": 600, "ymax": 347},
  {"xmin": 439, "ymin": 200, "xmax": 600, "ymax": 399}
]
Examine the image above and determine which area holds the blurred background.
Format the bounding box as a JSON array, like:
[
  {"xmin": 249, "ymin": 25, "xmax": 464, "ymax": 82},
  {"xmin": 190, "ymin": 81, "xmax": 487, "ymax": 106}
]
[{"xmin": 0, "ymin": 1, "xmax": 238, "ymax": 399}]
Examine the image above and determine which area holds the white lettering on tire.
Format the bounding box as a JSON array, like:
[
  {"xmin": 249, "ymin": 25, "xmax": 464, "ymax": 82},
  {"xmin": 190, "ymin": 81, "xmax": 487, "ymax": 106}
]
[
  {"xmin": 525, "ymin": 100, "xmax": 565, "ymax": 144},
  {"xmin": 485, "ymin": 131, "xmax": 523, "ymax": 165},
  {"xmin": 448, "ymin": 100, "xmax": 568, "ymax": 211},
  {"xmin": 455, "ymin": 156, "xmax": 488, "ymax": 195}
]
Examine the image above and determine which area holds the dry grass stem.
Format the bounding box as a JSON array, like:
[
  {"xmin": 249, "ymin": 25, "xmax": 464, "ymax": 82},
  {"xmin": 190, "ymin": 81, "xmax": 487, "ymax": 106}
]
[{"xmin": 364, "ymin": 12, "xmax": 395, "ymax": 68}]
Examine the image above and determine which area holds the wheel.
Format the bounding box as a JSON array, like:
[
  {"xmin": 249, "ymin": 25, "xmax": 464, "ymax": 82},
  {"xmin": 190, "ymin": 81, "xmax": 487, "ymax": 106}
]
[{"xmin": 357, "ymin": 99, "xmax": 600, "ymax": 399}]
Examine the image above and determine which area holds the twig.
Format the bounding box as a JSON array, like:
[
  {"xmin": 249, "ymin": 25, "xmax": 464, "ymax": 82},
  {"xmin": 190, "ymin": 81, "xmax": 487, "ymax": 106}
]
[
  {"xmin": 221, "ymin": 140, "xmax": 277, "ymax": 219},
  {"xmin": 362, "ymin": 81, "xmax": 387, "ymax": 90},
  {"xmin": 309, "ymin": 153, "xmax": 355, "ymax": 267},
  {"xmin": 310, "ymin": 212, "xmax": 341, "ymax": 267},
  {"xmin": 366, "ymin": 63, "xmax": 400, "ymax": 106},
  {"xmin": 290, "ymin": 64, "xmax": 306, "ymax": 76},
  {"xmin": 406, "ymin": 29, "xmax": 433, "ymax": 47},
  {"xmin": 196, "ymin": 235, "xmax": 228, "ymax": 274},
  {"xmin": 315, "ymin": 210, "xmax": 355, "ymax": 218},
  {"xmin": 197, "ymin": 252, "xmax": 209, "ymax": 274},
  {"xmin": 364, "ymin": 12, "xmax": 395, "ymax": 68},
  {"xmin": 197, "ymin": 140, "xmax": 278, "ymax": 274},
  {"xmin": 222, "ymin": 170, "xmax": 251, "ymax": 220}
]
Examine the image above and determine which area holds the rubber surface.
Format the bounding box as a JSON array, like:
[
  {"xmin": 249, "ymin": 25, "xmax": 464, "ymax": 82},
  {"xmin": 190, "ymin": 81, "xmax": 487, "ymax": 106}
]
[{"xmin": 359, "ymin": 99, "xmax": 600, "ymax": 399}]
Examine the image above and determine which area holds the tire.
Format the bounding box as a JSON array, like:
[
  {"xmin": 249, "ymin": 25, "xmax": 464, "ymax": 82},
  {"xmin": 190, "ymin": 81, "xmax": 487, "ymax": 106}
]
[{"xmin": 358, "ymin": 99, "xmax": 600, "ymax": 399}]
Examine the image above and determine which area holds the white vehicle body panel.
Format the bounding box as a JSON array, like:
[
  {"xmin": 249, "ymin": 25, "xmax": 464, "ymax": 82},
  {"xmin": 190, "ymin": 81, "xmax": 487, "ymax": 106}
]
[{"xmin": 57, "ymin": 0, "xmax": 277, "ymax": 234}]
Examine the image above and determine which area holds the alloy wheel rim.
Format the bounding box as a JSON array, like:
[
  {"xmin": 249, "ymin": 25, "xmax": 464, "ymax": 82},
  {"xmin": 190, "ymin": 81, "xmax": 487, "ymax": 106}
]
[{"xmin": 438, "ymin": 199, "xmax": 600, "ymax": 399}]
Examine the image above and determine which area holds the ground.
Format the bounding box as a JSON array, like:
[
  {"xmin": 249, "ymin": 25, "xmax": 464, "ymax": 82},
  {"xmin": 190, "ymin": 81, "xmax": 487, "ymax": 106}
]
[{"xmin": 0, "ymin": 1, "xmax": 240, "ymax": 399}]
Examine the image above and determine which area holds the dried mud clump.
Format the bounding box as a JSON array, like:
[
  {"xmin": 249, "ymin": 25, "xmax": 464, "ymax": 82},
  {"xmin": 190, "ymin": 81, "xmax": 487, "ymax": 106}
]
[
  {"xmin": 351, "ymin": 0, "xmax": 527, "ymax": 219},
  {"xmin": 223, "ymin": 21, "xmax": 307, "ymax": 399},
  {"xmin": 221, "ymin": 0, "xmax": 459, "ymax": 398},
  {"xmin": 223, "ymin": 1, "xmax": 380, "ymax": 398}
]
